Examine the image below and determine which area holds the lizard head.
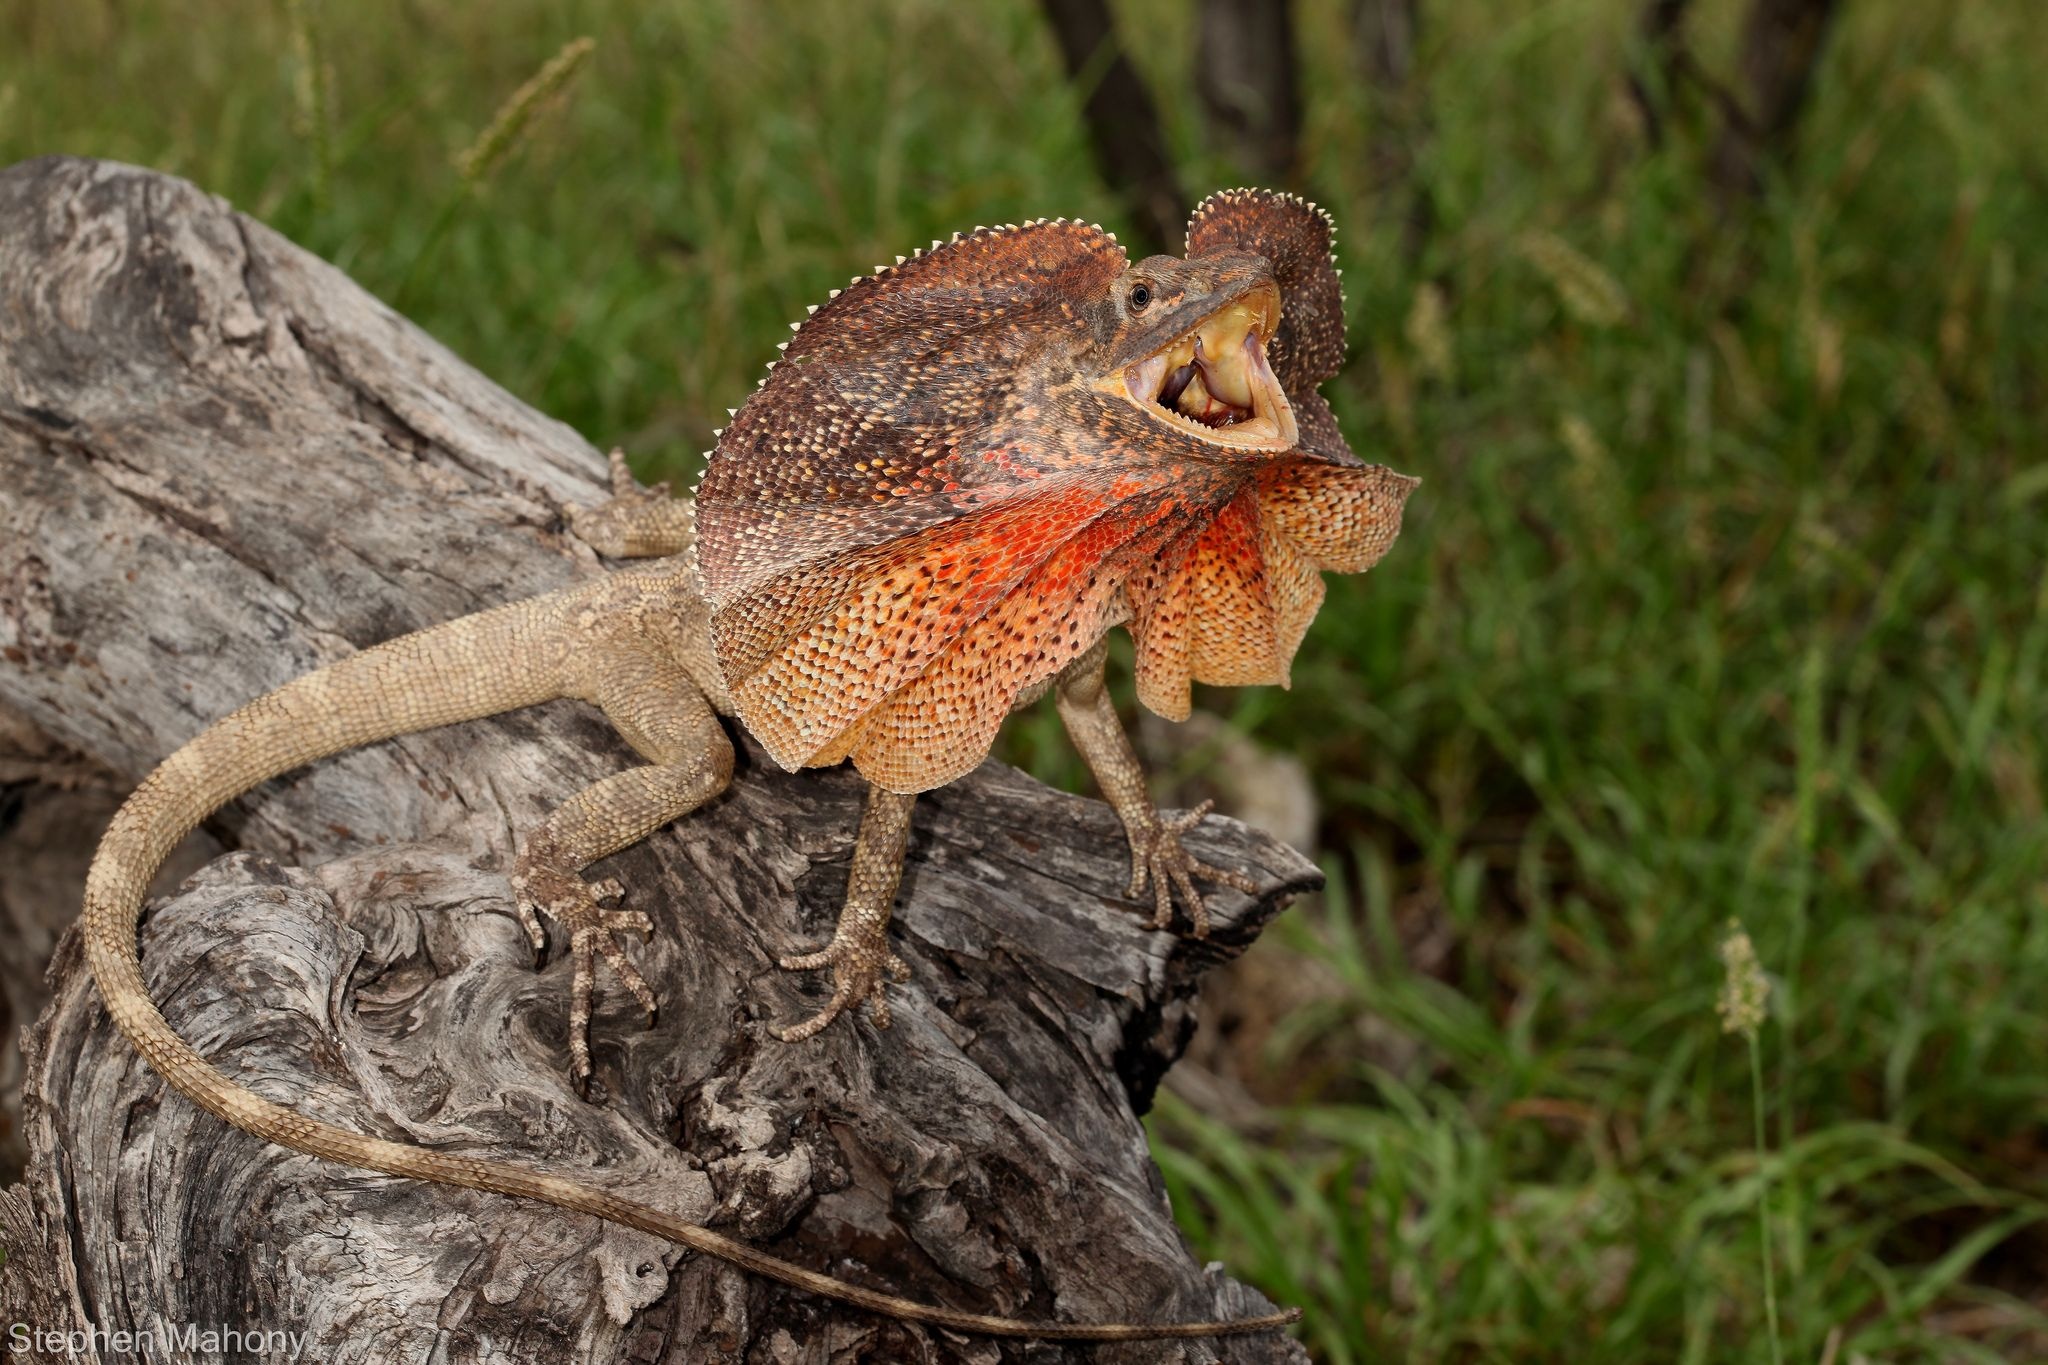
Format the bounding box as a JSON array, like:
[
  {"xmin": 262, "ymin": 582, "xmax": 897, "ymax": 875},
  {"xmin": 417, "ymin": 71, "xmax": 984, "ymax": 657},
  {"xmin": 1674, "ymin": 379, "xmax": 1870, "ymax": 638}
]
[
  {"xmin": 696, "ymin": 189, "xmax": 1413, "ymax": 792},
  {"xmin": 1080, "ymin": 253, "xmax": 1296, "ymax": 453}
]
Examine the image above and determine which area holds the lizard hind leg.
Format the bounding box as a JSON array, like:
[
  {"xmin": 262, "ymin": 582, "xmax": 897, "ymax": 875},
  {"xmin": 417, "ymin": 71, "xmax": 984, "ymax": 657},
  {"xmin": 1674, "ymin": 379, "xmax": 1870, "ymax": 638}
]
[{"xmin": 514, "ymin": 639, "xmax": 734, "ymax": 1091}]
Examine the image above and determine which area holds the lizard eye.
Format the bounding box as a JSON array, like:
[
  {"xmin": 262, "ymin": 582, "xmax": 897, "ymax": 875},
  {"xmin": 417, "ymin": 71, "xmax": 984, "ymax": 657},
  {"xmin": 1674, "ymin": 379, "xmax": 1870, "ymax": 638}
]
[{"xmin": 1127, "ymin": 283, "xmax": 1152, "ymax": 312}]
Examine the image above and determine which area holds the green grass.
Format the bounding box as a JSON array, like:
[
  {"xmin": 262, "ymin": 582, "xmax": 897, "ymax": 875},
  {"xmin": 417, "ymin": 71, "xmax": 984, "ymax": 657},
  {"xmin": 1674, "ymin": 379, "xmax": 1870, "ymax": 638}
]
[{"xmin": 7, "ymin": 1, "xmax": 2047, "ymax": 1359}]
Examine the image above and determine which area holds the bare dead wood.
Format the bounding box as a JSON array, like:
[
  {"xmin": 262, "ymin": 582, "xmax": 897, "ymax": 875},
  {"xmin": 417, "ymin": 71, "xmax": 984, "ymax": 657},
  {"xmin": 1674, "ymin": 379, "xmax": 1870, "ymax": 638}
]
[
  {"xmin": 0, "ymin": 758, "xmax": 114, "ymax": 1185},
  {"xmin": 1351, "ymin": 0, "xmax": 1433, "ymax": 262},
  {"xmin": 1195, "ymin": 0, "xmax": 1301, "ymax": 185},
  {"xmin": 1353, "ymin": 0, "xmax": 1421, "ymax": 126},
  {"xmin": 1036, "ymin": 0, "xmax": 1187, "ymax": 253},
  {"xmin": 0, "ymin": 706, "xmax": 221, "ymax": 1188},
  {"xmin": 0, "ymin": 156, "xmax": 1316, "ymax": 1363},
  {"xmin": 1626, "ymin": 0, "xmax": 1693, "ymax": 149},
  {"xmin": 0, "ymin": 1181, "xmax": 77, "ymax": 1364},
  {"xmin": 1709, "ymin": 0, "xmax": 1843, "ymax": 200}
]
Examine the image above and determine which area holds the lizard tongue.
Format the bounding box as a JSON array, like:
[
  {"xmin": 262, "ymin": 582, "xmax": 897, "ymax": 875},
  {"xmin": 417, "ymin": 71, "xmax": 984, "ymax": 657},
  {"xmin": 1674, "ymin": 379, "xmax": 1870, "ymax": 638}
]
[
  {"xmin": 1175, "ymin": 368, "xmax": 1220, "ymax": 422},
  {"xmin": 1190, "ymin": 332, "xmax": 1256, "ymax": 412}
]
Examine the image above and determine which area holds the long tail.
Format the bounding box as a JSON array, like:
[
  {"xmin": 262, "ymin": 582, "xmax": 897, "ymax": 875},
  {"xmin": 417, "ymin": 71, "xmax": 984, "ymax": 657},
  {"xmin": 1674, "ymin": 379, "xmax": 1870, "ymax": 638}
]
[{"xmin": 80, "ymin": 595, "xmax": 1298, "ymax": 1341}]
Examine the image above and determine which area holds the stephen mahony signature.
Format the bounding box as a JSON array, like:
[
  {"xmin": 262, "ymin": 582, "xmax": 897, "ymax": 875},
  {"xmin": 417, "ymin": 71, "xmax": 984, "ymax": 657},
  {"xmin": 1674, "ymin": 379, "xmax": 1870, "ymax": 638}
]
[
  {"xmin": 6, "ymin": 1246, "xmax": 308, "ymax": 1359},
  {"xmin": 8, "ymin": 1322, "xmax": 309, "ymax": 1360}
]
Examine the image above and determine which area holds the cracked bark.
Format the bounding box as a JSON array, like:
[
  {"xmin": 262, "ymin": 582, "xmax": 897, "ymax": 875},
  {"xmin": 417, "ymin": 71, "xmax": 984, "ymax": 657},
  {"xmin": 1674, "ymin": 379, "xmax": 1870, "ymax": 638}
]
[{"xmin": 0, "ymin": 157, "xmax": 1317, "ymax": 1364}]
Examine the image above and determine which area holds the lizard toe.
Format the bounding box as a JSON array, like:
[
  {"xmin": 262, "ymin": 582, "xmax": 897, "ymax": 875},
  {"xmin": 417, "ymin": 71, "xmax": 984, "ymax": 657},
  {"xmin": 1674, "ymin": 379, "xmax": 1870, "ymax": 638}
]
[
  {"xmin": 515, "ymin": 861, "xmax": 663, "ymax": 1084},
  {"xmin": 773, "ymin": 932, "xmax": 901, "ymax": 1042},
  {"xmin": 1148, "ymin": 859, "xmax": 1175, "ymax": 930},
  {"xmin": 1123, "ymin": 802, "xmax": 1259, "ymax": 937},
  {"xmin": 773, "ymin": 999, "xmax": 846, "ymax": 1044}
]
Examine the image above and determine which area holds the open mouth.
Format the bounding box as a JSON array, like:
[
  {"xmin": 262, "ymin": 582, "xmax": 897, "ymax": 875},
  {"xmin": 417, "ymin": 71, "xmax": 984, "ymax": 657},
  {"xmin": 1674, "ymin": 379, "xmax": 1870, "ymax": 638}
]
[{"xmin": 1108, "ymin": 284, "xmax": 1296, "ymax": 451}]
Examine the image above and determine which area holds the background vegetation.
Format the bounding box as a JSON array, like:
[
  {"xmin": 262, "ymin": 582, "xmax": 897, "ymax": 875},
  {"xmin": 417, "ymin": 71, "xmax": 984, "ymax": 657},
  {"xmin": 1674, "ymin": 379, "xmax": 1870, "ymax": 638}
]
[{"xmin": 5, "ymin": 1, "xmax": 2044, "ymax": 1359}]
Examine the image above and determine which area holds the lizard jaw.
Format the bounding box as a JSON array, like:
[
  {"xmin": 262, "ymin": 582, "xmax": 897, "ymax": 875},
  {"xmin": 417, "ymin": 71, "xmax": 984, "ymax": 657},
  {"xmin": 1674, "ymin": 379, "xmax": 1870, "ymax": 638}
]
[{"xmin": 1105, "ymin": 285, "xmax": 1298, "ymax": 453}]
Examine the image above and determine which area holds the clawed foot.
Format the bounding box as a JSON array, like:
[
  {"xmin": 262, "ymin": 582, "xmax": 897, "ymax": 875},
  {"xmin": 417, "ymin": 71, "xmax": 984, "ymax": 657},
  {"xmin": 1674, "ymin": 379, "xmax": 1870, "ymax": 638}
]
[
  {"xmin": 1124, "ymin": 800, "xmax": 1261, "ymax": 936},
  {"xmin": 564, "ymin": 449, "xmax": 680, "ymax": 558},
  {"xmin": 773, "ymin": 932, "xmax": 911, "ymax": 1043},
  {"xmin": 513, "ymin": 863, "xmax": 658, "ymax": 1091}
]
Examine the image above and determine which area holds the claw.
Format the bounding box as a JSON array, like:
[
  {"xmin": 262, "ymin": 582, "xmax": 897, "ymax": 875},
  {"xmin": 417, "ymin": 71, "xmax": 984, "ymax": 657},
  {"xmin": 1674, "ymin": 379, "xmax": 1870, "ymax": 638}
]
[
  {"xmin": 1121, "ymin": 802, "xmax": 1261, "ymax": 938},
  {"xmin": 774, "ymin": 935, "xmax": 906, "ymax": 1042},
  {"xmin": 514, "ymin": 861, "xmax": 661, "ymax": 1086},
  {"xmin": 606, "ymin": 447, "xmax": 636, "ymax": 496}
]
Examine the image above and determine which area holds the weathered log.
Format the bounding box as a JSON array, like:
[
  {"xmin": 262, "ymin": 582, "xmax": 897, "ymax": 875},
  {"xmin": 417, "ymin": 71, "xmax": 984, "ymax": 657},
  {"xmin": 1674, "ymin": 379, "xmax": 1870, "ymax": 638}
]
[
  {"xmin": 0, "ymin": 157, "xmax": 1317, "ymax": 1363},
  {"xmin": 0, "ymin": 706, "xmax": 221, "ymax": 1191}
]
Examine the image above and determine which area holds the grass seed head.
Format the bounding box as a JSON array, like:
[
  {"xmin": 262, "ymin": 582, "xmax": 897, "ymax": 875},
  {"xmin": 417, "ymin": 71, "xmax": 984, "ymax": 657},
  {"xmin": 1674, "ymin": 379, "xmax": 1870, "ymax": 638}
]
[
  {"xmin": 454, "ymin": 36, "xmax": 596, "ymax": 187},
  {"xmin": 1717, "ymin": 919, "xmax": 1770, "ymax": 1041}
]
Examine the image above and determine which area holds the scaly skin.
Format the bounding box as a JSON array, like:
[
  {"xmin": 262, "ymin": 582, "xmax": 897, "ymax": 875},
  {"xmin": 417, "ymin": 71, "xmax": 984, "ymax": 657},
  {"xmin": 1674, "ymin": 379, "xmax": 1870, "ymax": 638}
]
[{"xmin": 83, "ymin": 188, "xmax": 1413, "ymax": 1341}]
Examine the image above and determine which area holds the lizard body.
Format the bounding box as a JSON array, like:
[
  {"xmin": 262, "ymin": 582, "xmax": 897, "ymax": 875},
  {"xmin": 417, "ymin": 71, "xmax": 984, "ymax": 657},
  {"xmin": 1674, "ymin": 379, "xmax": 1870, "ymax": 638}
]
[{"xmin": 82, "ymin": 188, "xmax": 1412, "ymax": 1342}]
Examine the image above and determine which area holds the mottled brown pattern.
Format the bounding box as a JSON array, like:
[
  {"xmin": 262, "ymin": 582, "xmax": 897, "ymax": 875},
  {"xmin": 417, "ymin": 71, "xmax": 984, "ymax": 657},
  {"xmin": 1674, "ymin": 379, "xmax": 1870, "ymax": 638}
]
[
  {"xmin": 696, "ymin": 218, "xmax": 1291, "ymax": 792},
  {"xmin": 694, "ymin": 187, "xmax": 1415, "ymax": 1045}
]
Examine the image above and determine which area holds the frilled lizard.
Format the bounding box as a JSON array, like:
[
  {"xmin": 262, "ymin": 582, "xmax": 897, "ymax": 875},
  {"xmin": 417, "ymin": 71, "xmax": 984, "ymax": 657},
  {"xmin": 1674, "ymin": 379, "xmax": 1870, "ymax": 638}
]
[{"xmin": 82, "ymin": 188, "xmax": 1414, "ymax": 1341}]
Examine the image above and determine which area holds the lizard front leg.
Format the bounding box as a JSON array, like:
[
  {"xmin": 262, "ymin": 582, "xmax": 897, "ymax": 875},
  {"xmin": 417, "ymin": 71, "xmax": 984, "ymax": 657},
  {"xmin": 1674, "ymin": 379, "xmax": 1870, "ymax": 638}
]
[
  {"xmin": 774, "ymin": 784, "xmax": 916, "ymax": 1042},
  {"xmin": 514, "ymin": 632, "xmax": 734, "ymax": 1089},
  {"xmin": 563, "ymin": 448, "xmax": 697, "ymax": 559},
  {"xmin": 1054, "ymin": 640, "xmax": 1259, "ymax": 936}
]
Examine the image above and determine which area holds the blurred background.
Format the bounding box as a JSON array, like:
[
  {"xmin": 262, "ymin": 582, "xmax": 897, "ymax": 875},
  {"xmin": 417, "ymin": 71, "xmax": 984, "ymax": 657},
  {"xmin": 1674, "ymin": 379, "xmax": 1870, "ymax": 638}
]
[{"xmin": 4, "ymin": 0, "xmax": 2045, "ymax": 1359}]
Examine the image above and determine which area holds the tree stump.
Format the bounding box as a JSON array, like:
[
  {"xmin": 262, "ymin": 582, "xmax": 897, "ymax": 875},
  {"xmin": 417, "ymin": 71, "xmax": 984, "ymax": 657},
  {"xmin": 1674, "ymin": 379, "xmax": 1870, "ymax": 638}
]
[{"xmin": 0, "ymin": 157, "xmax": 1316, "ymax": 1363}]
